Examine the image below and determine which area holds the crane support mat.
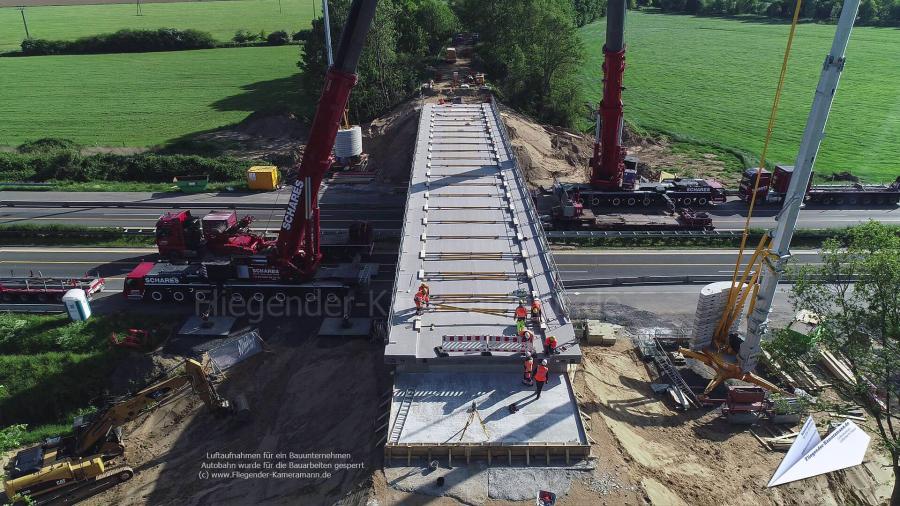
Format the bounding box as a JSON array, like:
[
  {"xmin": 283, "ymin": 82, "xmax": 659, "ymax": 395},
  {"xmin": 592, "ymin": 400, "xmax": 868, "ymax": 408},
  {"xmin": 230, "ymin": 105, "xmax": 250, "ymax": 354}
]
[
  {"xmin": 385, "ymin": 102, "xmax": 578, "ymax": 366},
  {"xmin": 385, "ymin": 369, "xmax": 589, "ymax": 463}
]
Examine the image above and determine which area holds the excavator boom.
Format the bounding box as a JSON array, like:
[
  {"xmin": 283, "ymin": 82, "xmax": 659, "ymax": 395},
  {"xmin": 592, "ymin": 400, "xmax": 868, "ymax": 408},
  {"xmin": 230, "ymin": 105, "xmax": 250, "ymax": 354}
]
[{"xmin": 74, "ymin": 359, "xmax": 227, "ymax": 456}]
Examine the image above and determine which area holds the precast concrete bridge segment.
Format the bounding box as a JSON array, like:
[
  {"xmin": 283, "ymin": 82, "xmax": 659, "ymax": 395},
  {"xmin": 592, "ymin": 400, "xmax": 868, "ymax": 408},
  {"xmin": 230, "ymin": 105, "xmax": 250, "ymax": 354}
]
[
  {"xmin": 383, "ymin": 102, "xmax": 588, "ymax": 464},
  {"xmin": 385, "ymin": 102, "xmax": 579, "ymax": 366}
]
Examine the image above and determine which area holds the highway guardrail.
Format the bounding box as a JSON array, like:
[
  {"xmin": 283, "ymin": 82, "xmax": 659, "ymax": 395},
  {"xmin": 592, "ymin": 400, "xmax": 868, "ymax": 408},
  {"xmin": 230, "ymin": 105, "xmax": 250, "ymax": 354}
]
[
  {"xmin": 546, "ymin": 230, "xmax": 745, "ymax": 239},
  {"xmin": 0, "ymin": 200, "xmax": 403, "ymax": 210},
  {"xmin": 562, "ymin": 273, "xmax": 854, "ymax": 288}
]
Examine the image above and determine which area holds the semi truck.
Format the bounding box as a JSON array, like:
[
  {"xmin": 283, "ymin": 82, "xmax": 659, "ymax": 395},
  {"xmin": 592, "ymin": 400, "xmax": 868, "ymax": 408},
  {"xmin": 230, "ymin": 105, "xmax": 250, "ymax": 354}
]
[{"xmin": 738, "ymin": 165, "xmax": 900, "ymax": 206}]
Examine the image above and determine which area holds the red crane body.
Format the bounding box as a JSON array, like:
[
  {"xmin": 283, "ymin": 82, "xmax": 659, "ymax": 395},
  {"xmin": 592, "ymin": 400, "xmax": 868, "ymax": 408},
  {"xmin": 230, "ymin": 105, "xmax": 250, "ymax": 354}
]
[
  {"xmin": 274, "ymin": 68, "xmax": 358, "ymax": 278},
  {"xmin": 274, "ymin": 0, "xmax": 377, "ymax": 279},
  {"xmin": 589, "ymin": 0, "xmax": 628, "ymax": 190}
]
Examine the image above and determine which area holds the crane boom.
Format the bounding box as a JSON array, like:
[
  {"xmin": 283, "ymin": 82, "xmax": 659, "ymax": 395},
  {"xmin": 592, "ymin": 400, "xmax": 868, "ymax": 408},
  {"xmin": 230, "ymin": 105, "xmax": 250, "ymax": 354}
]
[
  {"xmin": 739, "ymin": 0, "xmax": 861, "ymax": 373},
  {"xmin": 589, "ymin": 0, "xmax": 628, "ymax": 190},
  {"xmin": 275, "ymin": 0, "xmax": 378, "ymax": 278}
]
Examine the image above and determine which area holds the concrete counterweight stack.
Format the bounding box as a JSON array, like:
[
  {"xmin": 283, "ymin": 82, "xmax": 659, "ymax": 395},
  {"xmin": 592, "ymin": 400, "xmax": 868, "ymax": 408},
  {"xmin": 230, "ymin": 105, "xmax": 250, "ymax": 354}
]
[
  {"xmin": 335, "ymin": 125, "xmax": 363, "ymax": 159},
  {"xmin": 691, "ymin": 281, "xmax": 747, "ymax": 350}
]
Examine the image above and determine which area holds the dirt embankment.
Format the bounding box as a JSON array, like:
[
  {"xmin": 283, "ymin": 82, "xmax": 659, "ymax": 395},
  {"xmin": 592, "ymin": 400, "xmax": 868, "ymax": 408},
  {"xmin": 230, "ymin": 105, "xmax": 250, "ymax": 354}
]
[
  {"xmin": 570, "ymin": 341, "xmax": 891, "ymax": 506},
  {"xmin": 500, "ymin": 107, "xmax": 741, "ymax": 188},
  {"xmin": 88, "ymin": 324, "xmax": 393, "ymax": 506}
]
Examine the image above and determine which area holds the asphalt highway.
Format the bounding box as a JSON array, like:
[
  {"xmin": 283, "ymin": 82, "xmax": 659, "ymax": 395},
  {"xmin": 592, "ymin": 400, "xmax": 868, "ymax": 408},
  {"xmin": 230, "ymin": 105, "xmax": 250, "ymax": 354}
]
[
  {"xmin": 0, "ymin": 207, "xmax": 404, "ymax": 230},
  {"xmin": 0, "ymin": 246, "xmax": 821, "ymax": 293},
  {"xmin": 2, "ymin": 190, "xmax": 897, "ymax": 230}
]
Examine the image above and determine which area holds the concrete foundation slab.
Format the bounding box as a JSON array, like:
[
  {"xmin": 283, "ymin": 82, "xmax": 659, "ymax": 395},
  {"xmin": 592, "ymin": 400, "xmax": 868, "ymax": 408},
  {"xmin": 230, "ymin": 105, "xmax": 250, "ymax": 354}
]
[
  {"xmin": 384, "ymin": 464, "xmax": 591, "ymax": 503},
  {"xmin": 318, "ymin": 317, "xmax": 372, "ymax": 337},
  {"xmin": 178, "ymin": 316, "xmax": 237, "ymax": 337},
  {"xmin": 387, "ymin": 371, "xmax": 587, "ymax": 449}
]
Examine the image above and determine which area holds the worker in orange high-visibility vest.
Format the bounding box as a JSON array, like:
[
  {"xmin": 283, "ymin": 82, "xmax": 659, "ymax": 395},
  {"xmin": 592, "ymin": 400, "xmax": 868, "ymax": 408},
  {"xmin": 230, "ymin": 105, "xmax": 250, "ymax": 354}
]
[
  {"xmin": 515, "ymin": 301, "xmax": 528, "ymax": 321},
  {"xmin": 530, "ymin": 299, "xmax": 542, "ymax": 325},
  {"xmin": 545, "ymin": 335, "xmax": 558, "ymax": 355},
  {"xmin": 534, "ymin": 359, "xmax": 549, "ymax": 399},
  {"xmin": 414, "ymin": 290, "xmax": 426, "ymax": 315},
  {"xmin": 522, "ymin": 353, "xmax": 534, "ymax": 386}
]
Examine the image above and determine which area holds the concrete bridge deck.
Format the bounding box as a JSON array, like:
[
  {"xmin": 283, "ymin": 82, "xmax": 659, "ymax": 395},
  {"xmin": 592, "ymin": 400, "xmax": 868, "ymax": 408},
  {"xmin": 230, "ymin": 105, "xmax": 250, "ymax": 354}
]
[
  {"xmin": 384, "ymin": 101, "xmax": 587, "ymax": 462},
  {"xmin": 385, "ymin": 102, "xmax": 578, "ymax": 367}
]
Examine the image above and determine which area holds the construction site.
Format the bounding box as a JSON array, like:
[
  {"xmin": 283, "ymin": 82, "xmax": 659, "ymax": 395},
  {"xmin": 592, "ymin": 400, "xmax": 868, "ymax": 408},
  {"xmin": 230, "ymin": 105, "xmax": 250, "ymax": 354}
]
[{"xmin": 1, "ymin": 0, "xmax": 897, "ymax": 505}]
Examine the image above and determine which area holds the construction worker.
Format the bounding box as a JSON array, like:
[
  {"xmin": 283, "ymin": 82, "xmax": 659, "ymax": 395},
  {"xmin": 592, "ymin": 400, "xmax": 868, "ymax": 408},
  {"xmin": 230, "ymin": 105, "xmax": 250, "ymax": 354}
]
[
  {"xmin": 414, "ymin": 290, "xmax": 426, "ymax": 316},
  {"xmin": 545, "ymin": 335, "xmax": 558, "ymax": 355},
  {"xmin": 515, "ymin": 300, "xmax": 528, "ymax": 321},
  {"xmin": 522, "ymin": 353, "xmax": 534, "ymax": 386},
  {"xmin": 516, "ymin": 319, "xmax": 526, "ymax": 336},
  {"xmin": 531, "ymin": 298, "xmax": 542, "ymax": 325},
  {"xmin": 418, "ymin": 282, "xmax": 430, "ymax": 301},
  {"xmin": 534, "ymin": 359, "xmax": 549, "ymax": 399},
  {"xmin": 522, "ymin": 329, "xmax": 536, "ymax": 351}
]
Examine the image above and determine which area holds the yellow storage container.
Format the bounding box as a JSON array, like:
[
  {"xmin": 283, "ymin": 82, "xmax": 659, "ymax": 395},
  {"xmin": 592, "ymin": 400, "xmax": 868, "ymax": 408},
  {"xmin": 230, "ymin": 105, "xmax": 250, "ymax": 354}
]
[{"xmin": 247, "ymin": 166, "xmax": 281, "ymax": 191}]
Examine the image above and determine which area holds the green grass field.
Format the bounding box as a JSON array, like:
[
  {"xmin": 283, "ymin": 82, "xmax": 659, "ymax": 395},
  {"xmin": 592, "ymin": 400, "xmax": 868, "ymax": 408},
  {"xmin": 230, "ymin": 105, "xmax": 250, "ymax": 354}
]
[
  {"xmin": 0, "ymin": 45, "xmax": 302, "ymax": 146},
  {"xmin": 579, "ymin": 12, "xmax": 900, "ymax": 181},
  {"xmin": 0, "ymin": 0, "xmax": 316, "ymax": 51}
]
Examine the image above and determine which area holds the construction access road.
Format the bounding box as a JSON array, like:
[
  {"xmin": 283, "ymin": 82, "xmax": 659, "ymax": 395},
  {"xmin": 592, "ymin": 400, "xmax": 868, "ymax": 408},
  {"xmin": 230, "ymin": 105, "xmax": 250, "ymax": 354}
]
[{"xmin": 2, "ymin": 190, "xmax": 897, "ymax": 230}]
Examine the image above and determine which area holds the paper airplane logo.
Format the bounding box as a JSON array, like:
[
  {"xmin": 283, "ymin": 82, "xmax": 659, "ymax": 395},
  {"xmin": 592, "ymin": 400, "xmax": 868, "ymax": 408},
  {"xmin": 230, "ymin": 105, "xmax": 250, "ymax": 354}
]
[{"xmin": 768, "ymin": 415, "xmax": 871, "ymax": 487}]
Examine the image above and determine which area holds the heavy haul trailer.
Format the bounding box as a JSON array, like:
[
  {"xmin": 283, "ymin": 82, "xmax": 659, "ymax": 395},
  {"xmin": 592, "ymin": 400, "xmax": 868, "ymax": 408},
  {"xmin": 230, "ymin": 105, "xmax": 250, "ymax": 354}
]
[
  {"xmin": 122, "ymin": 0, "xmax": 381, "ymax": 306},
  {"xmin": 739, "ymin": 165, "xmax": 900, "ymax": 206},
  {"xmin": 0, "ymin": 276, "xmax": 104, "ymax": 303},
  {"xmin": 543, "ymin": 182, "xmax": 713, "ymax": 230},
  {"xmin": 123, "ymin": 260, "xmax": 376, "ymax": 304},
  {"xmin": 561, "ymin": 176, "xmax": 726, "ymax": 209}
]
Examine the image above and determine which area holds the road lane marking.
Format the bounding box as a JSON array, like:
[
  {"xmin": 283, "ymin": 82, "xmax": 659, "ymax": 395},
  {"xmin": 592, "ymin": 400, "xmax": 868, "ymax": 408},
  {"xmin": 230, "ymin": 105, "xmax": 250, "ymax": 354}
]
[{"xmin": 553, "ymin": 249, "xmax": 820, "ymax": 256}]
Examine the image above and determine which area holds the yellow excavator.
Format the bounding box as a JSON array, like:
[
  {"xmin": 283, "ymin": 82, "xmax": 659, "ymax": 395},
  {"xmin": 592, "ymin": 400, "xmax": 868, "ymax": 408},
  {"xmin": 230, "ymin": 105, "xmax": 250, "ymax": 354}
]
[{"xmin": 3, "ymin": 358, "xmax": 232, "ymax": 505}]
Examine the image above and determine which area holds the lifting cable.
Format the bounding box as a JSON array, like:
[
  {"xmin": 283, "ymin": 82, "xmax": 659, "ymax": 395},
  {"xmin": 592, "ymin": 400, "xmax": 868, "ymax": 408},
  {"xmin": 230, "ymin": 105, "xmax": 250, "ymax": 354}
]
[{"xmin": 716, "ymin": 0, "xmax": 805, "ymax": 344}]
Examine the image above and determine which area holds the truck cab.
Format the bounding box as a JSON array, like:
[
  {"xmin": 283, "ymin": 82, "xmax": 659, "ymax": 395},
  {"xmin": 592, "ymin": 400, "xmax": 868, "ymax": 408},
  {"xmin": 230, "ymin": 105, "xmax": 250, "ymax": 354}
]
[
  {"xmin": 156, "ymin": 211, "xmax": 203, "ymax": 258},
  {"xmin": 738, "ymin": 168, "xmax": 772, "ymax": 203}
]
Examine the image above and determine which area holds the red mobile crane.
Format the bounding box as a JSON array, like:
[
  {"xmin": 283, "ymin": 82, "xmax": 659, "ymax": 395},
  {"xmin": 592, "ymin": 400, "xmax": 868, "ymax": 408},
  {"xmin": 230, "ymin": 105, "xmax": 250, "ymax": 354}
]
[
  {"xmin": 551, "ymin": 0, "xmax": 725, "ymax": 222},
  {"xmin": 124, "ymin": 0, "xmax": 380, "ymax": 304}
]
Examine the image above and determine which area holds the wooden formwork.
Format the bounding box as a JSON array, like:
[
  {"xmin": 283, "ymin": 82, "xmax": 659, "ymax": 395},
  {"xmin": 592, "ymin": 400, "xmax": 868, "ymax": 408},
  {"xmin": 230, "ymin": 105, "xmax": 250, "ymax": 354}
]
[{"xmin": 384, "ymin": 442, "xmax": 591, "ymax": 467}]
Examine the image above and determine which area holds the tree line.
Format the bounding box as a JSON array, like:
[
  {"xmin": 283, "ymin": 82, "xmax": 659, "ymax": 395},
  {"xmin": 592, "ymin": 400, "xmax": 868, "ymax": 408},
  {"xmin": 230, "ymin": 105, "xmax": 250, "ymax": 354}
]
[
  {"xmin": 298, "ymin": 0, "xmax": 459, "ymax": 123},
  {"xmin": 298, "ymin": 0, "xmax": 590, "ymax": 127},
  {"xmin": 651, "ymin": 0, "xmax": 900, "ymax": 26}
]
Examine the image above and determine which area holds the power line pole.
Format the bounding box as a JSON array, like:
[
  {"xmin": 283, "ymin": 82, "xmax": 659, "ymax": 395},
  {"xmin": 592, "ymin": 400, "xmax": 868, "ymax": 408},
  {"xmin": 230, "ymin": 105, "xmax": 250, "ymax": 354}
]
[{"xmin": 18, "ymin": 6, "xmax": 31, "ymax": 40}]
